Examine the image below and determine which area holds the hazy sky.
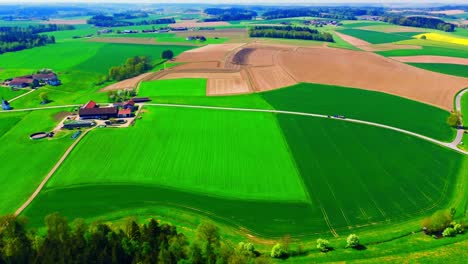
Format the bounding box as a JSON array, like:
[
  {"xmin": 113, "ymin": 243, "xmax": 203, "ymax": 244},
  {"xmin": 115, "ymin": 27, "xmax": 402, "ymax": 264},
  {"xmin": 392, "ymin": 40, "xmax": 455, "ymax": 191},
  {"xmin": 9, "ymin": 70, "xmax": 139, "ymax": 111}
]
[{"xmin": 0, "ymin": 0, "xmax": 464, "ymax": 4}]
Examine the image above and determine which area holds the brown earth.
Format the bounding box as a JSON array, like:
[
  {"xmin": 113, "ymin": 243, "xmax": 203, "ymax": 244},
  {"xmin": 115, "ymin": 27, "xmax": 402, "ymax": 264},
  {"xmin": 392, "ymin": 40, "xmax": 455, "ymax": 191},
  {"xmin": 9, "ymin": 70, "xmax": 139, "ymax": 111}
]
[
  {"xmin": 169, "ymin": 21, "xmax": 230, "ymax": 28},
  {"xmin": 357, "ymin": 25, "xmax": 423, "ymax": 33},
  {"xmin": 175, "ymin": 43, "xmax": 246, "ymax": 63},
  {"xmin": 101, "ymin": 72, "xmax": 154, "ymax": 92},
  {"xmin": 429, "ymin": 10, "xmax": 465, "ymax": 15},
  {"xmin": 390, "ymin": 56, "xmax": 468, "ymax": 65},
  {"xmin": 41, "ymin": 19, "xmax": 87, "ymax": 25}
]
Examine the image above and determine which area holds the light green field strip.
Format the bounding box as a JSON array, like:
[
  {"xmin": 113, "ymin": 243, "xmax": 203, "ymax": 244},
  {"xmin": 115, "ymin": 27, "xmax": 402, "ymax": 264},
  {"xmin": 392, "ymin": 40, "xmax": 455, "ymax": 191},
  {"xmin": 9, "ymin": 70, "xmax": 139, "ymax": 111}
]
[
  {"xmin": 46, "ymin": 106, "xmax": 307, "ymax": 202},
  {"xmin": 139, "ymin": 78, "xmax": 207, "ymax": 96}
]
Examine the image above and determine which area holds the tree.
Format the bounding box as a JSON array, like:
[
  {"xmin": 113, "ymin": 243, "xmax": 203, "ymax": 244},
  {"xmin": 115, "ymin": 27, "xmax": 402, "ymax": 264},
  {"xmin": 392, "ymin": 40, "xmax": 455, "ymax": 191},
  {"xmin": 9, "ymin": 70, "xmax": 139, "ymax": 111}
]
[
  {"xmin": 39, "ymin": 92, "xmax": 49, "ymax": 104},
  {"xmin": 316, "ymin": 238, "xmax": 330, "ymax": 252},
  {"xmin": 422, "ymin": 210, "xmax": 453, "ymax": 233},
  {"xmin": 447, "ymin": 111, "xmax": 462, "ymax": 127},
  {"xmin": 161, "ymin": 49, "xmax": 174, "ymax": 60},
  {"xmin": 346, "ymin": 234, "xmax": 360, "ymax": 248},
  {"xmin": 442, "ymin": 227, "xmax": 456, "ymax": 237},
  {"xmin": 420, "ymin": 35, "xmax": 427, "ymax": 40},
  {"xmin": 195, "ymin": 222, "xmax": 220, "ymax": 264},
  {"xmin": 270, "ymin": 243, "xmax": 288, "ymax": 258}
]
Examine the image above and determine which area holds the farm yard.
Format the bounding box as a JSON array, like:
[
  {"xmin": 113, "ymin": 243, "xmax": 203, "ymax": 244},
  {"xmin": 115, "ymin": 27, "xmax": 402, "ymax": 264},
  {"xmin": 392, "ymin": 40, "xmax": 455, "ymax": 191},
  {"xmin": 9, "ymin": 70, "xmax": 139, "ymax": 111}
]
[{"xmin": 0, "ymin": 4, "xmax": 467, "ymax": 262}]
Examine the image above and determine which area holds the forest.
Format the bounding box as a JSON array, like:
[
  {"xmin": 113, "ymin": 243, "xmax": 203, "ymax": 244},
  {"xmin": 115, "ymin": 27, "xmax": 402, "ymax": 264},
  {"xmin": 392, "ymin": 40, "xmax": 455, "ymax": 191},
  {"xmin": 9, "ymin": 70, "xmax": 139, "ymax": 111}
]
[
  {"xmin": 0, "ymin": 214, "xmax": 267, "ymax": 264},
  {"xmin": 107, "ymin": 56, "xmax": 153, "ymax": 82},
  {"xmin": 262, "ymin": 7, "xmax": 384, "ymax": 20},
  {"xmin": 203, "ymin": 8, "xmax": 257, "ymax": 21},
  {"xmin": 381, "ymin": 16, "xmax": 456, "ymax": 32},
  {"xmin": 0, "ymin": 26, "xmax": 62, "ymax": 54},
  {"xmin": 248, "ymin": 26, "xmax": 334, "ymax": 42},
  {"xmin": 88, "ymin": 15, "xmax": 175, "ymax": 27}
]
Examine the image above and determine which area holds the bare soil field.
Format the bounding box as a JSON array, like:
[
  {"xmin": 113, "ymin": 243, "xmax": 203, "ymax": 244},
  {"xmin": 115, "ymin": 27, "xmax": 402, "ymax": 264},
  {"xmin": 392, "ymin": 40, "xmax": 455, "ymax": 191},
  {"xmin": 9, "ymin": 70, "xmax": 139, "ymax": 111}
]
[
  {"xmin": 175, "ymin": 43, "xmax": 246, "ymax": 62},
  {"xmin": 357, "ymin": 25, "xmax": 423, "ymax": 33},
  {"xmin": 41, "ymin": 19, "xmax": 87, "ymax": 25},
  {"xmin": 175, "ymin": 61, "xmax": 221, "ymax": 70},
  {"xmin": 101, "ymin": 72, "xmax": 154, "ymax": 91},
  {"xmin": 169, "ymin": 21, "xmax": 230, "ymax": 28},
  {"xmin": 429, "ymin": 10, "xmax": 465, "ymax": 15},
  {"xmin": 334, "ymin": 31, "xmax": 421, "ymax": 51},
  {"xmin": 390, "ymin": 56, "xmax": 468, "ymax": 65},
  {"xmin": 277, "ymin": 46, "xmax": 468, "ymax": 110},
  {"xmin": 248, "ymin": 66, "xmax": 296, "ymax": 91}
]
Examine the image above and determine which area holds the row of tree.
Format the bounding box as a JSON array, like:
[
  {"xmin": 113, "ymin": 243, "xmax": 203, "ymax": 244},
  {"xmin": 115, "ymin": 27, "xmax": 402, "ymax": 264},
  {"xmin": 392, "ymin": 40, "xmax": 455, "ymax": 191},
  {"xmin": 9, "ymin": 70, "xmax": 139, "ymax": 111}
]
[
  {"xmin": 262, "ymin": 7, "xmax": 384, "ymax": 20},
  {"xmin": 381, "ymin": 15, "xmax": 456, "ymax": 32},
  {"xmin": 0, "ymin": 214, "xmax": 268, "ymax": 264},
  {"xmin": 0, "ymin": 26, "xmax": 57, "ymax": 54},
  {"xmin": 248, "ymin": 26, "xmax": 334, "ymax": 42},
  {"xmin": 203, "ymin": 8, "xmax": 257, "ymax": 21},
  {"xmin": 107, "ymin": 56, "xmax": 153, "ymax": 82},
  {"xmin": 87, "ymin": 15, "xmax": 175, "ymax": 27}
]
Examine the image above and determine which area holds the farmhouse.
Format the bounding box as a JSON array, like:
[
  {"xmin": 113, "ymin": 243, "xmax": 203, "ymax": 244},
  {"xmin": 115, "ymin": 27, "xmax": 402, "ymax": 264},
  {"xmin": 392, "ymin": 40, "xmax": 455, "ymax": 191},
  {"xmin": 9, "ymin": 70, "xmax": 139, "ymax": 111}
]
[
  {"xmin": 9, "ymin": 72, "xmax": 61, "ymax": 88},
  {"xmin": 33, "ymin": 73, "xmax": 61, "ymax": 86},
  {"xmin": 1, "ymin": 98, "xmax": 12, "ymax": 110},
  {"xmin": 118, "ymin": 108, "xmax": 132, "ymax": 118},
  {"xmin": 82, "ymin": 100, "xmax": 98, "ymax": 109},
  {"xmin": 9, "ymin": 76, "xmax": 34, "ymax": 88},
  {"xmin": 79, "ymin": 100, "xmax": 117, "ymax": 119}
]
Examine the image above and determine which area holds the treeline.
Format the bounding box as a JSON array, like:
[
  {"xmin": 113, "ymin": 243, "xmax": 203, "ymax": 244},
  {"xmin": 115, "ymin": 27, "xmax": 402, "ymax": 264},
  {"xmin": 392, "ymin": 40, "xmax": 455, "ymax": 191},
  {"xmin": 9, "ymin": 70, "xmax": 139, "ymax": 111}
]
[
  {"xmin": 0, "ymin": 214, "xmax": 267, "ymax": 263},
  {"xmin": 108, "ymin": 56, "xmax": 152, "ymax": 81},
  {"xmin": 204, "ymin": 8, "xmax": 257, "ymax": 21},
  {"xmin": 0, "ymin": 26, "xmax": 57, "ymax": 54},
  {"xmin": 381, "ymin": 15, "xmax": 456, "ymax": 32},
  {"xmin": 249, "ymin": 26, "xmax": 334, "ymax": 42},
  {"xmin": 88, "ymin": 15, "xmax": 175, "ymax": 27},
  {"xmin": 262, "ymin": 7, "xmax": 384, "ymax": 20}
]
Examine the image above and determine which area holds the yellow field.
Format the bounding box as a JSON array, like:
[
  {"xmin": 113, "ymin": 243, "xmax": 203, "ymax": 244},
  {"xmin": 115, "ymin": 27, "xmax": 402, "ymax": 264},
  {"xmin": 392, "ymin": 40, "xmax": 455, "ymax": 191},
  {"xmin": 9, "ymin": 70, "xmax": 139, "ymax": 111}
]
[{"xmin": 415, "ymin": 32, "xmax": 468, "ymax": 46}]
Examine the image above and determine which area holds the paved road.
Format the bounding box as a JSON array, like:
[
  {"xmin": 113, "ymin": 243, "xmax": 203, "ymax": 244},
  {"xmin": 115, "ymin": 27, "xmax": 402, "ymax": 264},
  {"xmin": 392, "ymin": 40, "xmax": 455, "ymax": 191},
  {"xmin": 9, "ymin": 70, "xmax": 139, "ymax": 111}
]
[
  {"xmin": 9, "ymin": 89, "xmax": 35, "ymax": 102},
  {"xmin": 451, "ymin": 88, "xmax": 468, "ymax": 149},
  {"xmin": 145, "ymin": 103, "xmax": 468, "ymax": 155},
  {"xmin": 14, "ymin": 127, "xmax": 94, "ymax": 216}
]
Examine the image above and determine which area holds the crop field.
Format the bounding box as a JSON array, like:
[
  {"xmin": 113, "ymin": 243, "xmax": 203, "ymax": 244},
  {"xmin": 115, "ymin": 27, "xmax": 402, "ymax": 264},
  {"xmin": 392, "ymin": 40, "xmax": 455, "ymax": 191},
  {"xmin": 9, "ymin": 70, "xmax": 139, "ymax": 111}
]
[
  {"xmin": 261, "ymin": 83, "xmax": 454, "ymax": 141},
  {"xmin": 407, "ymin": 63, "xmax": 468, "ymax": 78},
  {"xmin": 139, "ymin": 78, "xmax": 206, "ymax": 96},
  {"xmin": 377, "ymin": 44, "xmax": 468, "ymax": 58},
  {"xmin": 21, "ymin": 108, "xmax": 465, "ymax": 237},
  {"xmin": 0, "ymin": 109, "xmax": 74, "ymax": 214},
  {"xmin": 47, "ymin": 107, "xmax": 305, "ymax": 201},
  {"xmin": 414, "ymin": 33, "xmax": 468, "ymax": 46},
  {"xmin": 338, "ymin": 29, "xmax": 413, "ymax": 44}
]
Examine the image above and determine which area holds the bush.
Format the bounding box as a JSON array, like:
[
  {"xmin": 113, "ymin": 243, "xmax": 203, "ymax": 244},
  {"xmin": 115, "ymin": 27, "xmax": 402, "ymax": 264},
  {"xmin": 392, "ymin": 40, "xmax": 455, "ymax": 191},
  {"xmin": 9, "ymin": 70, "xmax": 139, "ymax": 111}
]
[
  {"xmin": 421, "ymin": 210, "xmax": 453, "ymax": 233},
  {"xmin": 346, "ymin": 234, "xmax": 360, "ymax": 248},
  {"xmin": 316, "ymin": 238, "xmax": 330, "ymax": 252},
  {"xmin": 447, "ymin": 111, "xmax": 462, "ymax": 127},
  {"xmin": 442, "ymin": 227, "xmax": 456, "ymax": 237},
  {"xmin": 454, "ymin": 223, "xmax": 463, "ymax": 234},
  {"xmin": 270, "ymin": 243, "xmax": 288, "ymax": 259},
  {"xmin": 161, "ymin": 49, "xmax": 174, "ymax": 60}
]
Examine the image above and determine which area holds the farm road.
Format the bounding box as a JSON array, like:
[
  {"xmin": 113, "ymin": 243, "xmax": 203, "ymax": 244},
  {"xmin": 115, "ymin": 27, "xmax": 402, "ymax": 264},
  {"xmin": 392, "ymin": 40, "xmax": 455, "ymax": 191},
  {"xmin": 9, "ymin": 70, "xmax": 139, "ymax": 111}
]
[
  {"xmin": 145, "ymin": 103, "xmax": 468, "ymax": 155},
  {"xmin": 14, "ymin": 127, "xmax": 95, "ymax": 216},
  {"xmin": 451, "ymin": 88, "xmax": 468, "ymax": 149},
  {"xmin": 9, "ymin": 89, "xmax": 36, "ymax": 102}
]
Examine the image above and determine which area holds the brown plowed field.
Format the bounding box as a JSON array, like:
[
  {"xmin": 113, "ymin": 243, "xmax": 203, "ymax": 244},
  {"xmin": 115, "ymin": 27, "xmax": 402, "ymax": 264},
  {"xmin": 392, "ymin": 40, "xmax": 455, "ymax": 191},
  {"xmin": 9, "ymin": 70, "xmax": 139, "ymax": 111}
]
[
  {"xmin": 175, "ymin": 43, "xmax": 245, "ymax": 62},
  {"xmin": 357, "ymin": 25, "xmax": 423, "ymax": 33},
  {"xmin": 41, "ymin": 19, "xmax": 87, "ymax": 25},
  {"xmin": 390, "ymin": 56, "xmax": 468, "ymax": 65},
  {"xmin": 101, "ymin": 72, "xmax": 154, "ymax": 91},
  {"xmin": 277, "ymin": 47, "xmax": 468, "ymax": 109},
  {"xmin": 169, "ymin": 21, "xmax": 230, "ymax": 28},
  {"xmin": 248, "ymin": 66, "xmax": 296, "ymax": 92}
]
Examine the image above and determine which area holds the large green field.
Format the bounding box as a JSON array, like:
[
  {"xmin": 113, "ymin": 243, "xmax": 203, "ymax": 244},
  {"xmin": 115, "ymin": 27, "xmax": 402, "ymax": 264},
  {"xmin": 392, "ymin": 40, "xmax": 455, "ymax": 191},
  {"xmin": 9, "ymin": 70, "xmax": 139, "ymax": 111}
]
[
  {"xmin": 338, "ymin": 28, "xmax": 414, "ymax": 44},
  {"xmin": 261, "ymin": 83, "xmax": 454, "ymax": 141},
  {"xmin": 0, "ymin": 109, "xmax": 74, "ymax": 214},
  {"xmin": 0, "ymin": 87, "xmax": 28, "ymax": 100},
  {"xmin": 139, "ymin": 78, "xmax": 207, "ymax": 96},
  {"xmin": 407, "ymin": 63, "xmax": 468, "ymax": 78},
  {"xmin": 377, "ymin": 42, "xmax": 468, "ymax": 58},
  {"xmin": 21, "ymin": 107, "xmax": 465, "ymax": 237}
]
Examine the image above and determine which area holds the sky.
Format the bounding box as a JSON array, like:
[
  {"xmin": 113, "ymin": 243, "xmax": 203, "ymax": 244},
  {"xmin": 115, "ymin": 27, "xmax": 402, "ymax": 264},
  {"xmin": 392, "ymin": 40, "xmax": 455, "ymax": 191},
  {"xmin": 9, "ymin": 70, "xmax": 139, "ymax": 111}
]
[{"xmin": 0, "ymin": 0, "xmax": 464, "ymax": 4}]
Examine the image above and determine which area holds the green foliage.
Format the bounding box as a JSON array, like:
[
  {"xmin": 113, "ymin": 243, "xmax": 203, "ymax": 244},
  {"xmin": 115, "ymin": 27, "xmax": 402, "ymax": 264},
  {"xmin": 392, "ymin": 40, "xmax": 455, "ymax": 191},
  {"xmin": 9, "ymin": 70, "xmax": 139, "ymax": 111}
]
[
  {"xmin": 107, "ymin": 56, "xmax": 152, "ymax": 81},
  {"xmin": 316, "ymin": 238, "xmax": 330, "ymax": 252},
  {"xmin": 447, "ymin": 111, "xmax": 462, "ymax": 127},
  {"xmin": 346, "ymin": 234, "xmax": 360, "ymax": 248},
  {"xmin": 381, "ymin": 15, "xmax": 455, "ymax": 32},
  {"xmin": 161, "ymin": 49, "xmax": 174, "ymax": 60},
  {"xmin": 107, "ymin": 89, "xmax": 136, "ymax": 102},
  {"xmin": 249, "ymin": 26, "xmax": 334, "ymax": 42},
  {"xmin": 39, "ymin": 92, "xmax": 49, "ymax": 103},
  {"xmin": 442, "ymin": 227, "xmax": 456, "ymax": 237},
  {"xmin": 422, "ymin": 210, "xmax": 453, "ymax": 233},
  {"xmin": 420, "ymin": 35, "xmax": 427, "ymax": 40},
  {"xmin": 270, "ymin": 243, "xmax": 288, "ymax": 258},
  {"xmin": 338, "ymin": 29, "xmax": 412, "ymax": 44}
]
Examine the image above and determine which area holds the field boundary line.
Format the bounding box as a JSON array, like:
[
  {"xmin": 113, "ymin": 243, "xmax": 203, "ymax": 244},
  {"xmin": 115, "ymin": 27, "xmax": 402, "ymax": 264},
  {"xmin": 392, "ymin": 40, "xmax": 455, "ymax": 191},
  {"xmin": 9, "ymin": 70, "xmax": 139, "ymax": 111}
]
[
  {"xmin": 8, "ymin": 89, "xmax": 35, "ymax": 102},
  {"xmin": 145, "ymin": 103, "xmax": 468, "ymax": 155},
  {"xmin": 15, "ymin": 127, "xmax": 94, "ymax": 216}
]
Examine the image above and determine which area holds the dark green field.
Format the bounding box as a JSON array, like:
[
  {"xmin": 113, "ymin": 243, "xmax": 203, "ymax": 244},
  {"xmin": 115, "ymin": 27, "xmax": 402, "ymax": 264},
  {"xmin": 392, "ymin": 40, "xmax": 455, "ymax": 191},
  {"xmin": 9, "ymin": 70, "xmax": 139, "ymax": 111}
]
[
  {"xmin": 407, "ymin": 63, "xmax": 468, "ymax": 78},
  {"xmin": 338, "ymin": 29, "xmax": 413, "ymax": 44},
  {"xmin": 262, "ymin": 83, "xmax": 454, "ymax": 141},
  {"xmin": 376, "ymin": 45, "xmax": 468, "ymax": 58}
]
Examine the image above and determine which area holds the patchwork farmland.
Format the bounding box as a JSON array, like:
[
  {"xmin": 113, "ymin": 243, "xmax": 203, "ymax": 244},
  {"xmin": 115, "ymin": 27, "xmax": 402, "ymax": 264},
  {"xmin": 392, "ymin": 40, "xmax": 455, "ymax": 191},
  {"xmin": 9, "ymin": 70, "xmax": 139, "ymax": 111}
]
[{"xmin": 0, "ymin": 3, "xmax": 467, "ymax": 263}]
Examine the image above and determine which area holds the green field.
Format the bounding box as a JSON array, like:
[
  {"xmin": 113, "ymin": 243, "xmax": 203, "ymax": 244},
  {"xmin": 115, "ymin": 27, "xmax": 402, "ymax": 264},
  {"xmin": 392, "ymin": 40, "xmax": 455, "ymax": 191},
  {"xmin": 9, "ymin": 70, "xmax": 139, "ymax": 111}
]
[
  {"xmin": 338, "ymin": 29, "xmax": 413, "ymax": 44},
  {"xmin": 139, "ymin": 78, "xmax": 207, "ymax": 96},
  {"xmin": 0, "ymin": 109, "xmax": 74, "ymax": 214},
  {"xmin": 261, "ymin": 83, "xmax": 454, "ymax": 141},
  {"xmin": 0, "ymin": 87, "xmax": 28, "ymax": 101},
  {"xmin": 47, "ymin": 107, "xmax": 305, "ymax": 201},
  {"xmin": 377, "ymin": 41, "xmax": 468, "ymax": 58},
  {"xmin": 407, "ymin": 63, "xmax": 468, "ymax": 78}
]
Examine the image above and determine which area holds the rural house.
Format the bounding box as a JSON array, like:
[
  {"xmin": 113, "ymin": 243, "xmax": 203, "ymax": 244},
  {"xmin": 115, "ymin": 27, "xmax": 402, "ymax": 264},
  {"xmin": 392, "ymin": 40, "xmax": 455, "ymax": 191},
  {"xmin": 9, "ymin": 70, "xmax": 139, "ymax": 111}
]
[
  {"xmin": 79, "ymin": 100, "xmax": 117, "ymax": 119},
  {"xmin": 1, "ymin": 98, "xmax": 12, "ymax": 110},
  {"xmin": 9, "ymin": 76, "xmax": 34, "ymax": 88},
  {"xmin": 9, "ymin": 72, "xmax": 61, "ymax": 88},
  {"xmin": 118, "ymin": 108, "xmax": 132, "ymax": 118},
  {"xmin": 33, "ymin": 73, "xmax": 61, "ymax": 86}
]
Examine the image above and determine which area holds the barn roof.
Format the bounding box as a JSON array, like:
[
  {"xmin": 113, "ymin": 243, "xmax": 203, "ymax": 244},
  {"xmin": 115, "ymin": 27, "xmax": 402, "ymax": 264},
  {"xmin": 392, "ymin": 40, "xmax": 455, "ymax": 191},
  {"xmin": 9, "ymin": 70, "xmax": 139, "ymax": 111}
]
[{"xmin": 79, "ymin": 107, "xmax": 117, "ymax": 116}]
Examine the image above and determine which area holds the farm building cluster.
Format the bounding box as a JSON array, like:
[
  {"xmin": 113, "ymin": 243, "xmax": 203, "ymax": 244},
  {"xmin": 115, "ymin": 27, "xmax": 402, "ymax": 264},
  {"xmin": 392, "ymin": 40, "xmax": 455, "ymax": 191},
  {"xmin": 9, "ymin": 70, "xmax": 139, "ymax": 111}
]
[
  {"xmin": 304, "ymin": 20, "xmax": 342, "ymax": 26},
  {"xmin": 3, "ymin": 70, "xmax": 60, "ymax": 89},
  {"xmin": 78, "ymin": 97, "xmax": 150, "ymax": 120}
]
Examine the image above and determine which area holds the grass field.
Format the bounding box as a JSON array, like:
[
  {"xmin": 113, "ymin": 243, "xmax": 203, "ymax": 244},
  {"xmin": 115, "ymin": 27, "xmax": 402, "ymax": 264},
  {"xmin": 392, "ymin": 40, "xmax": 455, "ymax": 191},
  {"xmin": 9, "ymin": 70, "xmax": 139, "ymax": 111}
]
[
  {"xmin": 47, "ymin": 107, "xmax": 305, "ymax": 201},
  {"xmin": 139, "ymin": 78, "xmax": 206, "ymax": 96},
  {"xmin": 261, "ymin": 83, "xmax": 454, "ymax": 141},
  {"xmin": 0, "ymin": 109, "xmax": 74, "ymax": 214},
  {"xmin": 0, "ymin": 87, "xmax": 28, "ymax": 100},
  {"xmin": 338, "ymin": 28, "xmax": 413, "ymax": 44},
  {"xmin": 377, "ymin": 44, "xmax": 468, "ymax": 58},
  {"xmin": 407, "ymin": 63, "xmax": 468, "ymax": 78}
]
